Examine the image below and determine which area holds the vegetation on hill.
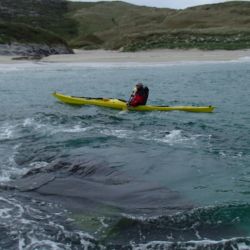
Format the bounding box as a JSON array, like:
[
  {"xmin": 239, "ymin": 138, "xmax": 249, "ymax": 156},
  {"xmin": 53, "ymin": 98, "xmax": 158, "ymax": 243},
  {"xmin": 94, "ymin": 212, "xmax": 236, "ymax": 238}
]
[
  {"xmin": 0, "ymin": 0, "xmax": 75, "ymax": 54},
  {"xmin": 67, "ymin": 1, "xmax": 175, "ymax": 49},
  {"xmin": 1, "ymin": 0, "xmax": 250, "ymax": 51},
  {"xmin": 66, "ymin": 1, "xmax": 250, "ymax": 51},
  {"xmin": 0, "ymin": 22, "xmax": 67, "ymax": 45},
  {"xmin": 0, "ymin": 0, "xmax": 78, "ymax": 39}
]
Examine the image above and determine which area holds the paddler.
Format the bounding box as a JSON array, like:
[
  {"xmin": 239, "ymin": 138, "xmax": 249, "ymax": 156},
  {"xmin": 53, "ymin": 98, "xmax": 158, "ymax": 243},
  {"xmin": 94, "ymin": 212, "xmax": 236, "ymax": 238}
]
[{"xmin": 128, "ymin": 83, "xmax": 149, "ymax": 107}]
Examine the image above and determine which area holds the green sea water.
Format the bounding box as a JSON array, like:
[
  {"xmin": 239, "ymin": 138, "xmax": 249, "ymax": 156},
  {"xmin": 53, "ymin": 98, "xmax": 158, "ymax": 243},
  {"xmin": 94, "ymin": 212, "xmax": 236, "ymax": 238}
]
[{"xmin": 0, "ymin": 60, "xmax": 250, "ymax": 249}]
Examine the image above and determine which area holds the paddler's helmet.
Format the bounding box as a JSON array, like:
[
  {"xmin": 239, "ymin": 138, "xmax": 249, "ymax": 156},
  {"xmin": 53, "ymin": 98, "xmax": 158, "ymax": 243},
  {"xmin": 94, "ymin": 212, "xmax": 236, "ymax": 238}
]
[{"xmin": 136, "ymin": 83, "xmax": 143, "ymax": 90}]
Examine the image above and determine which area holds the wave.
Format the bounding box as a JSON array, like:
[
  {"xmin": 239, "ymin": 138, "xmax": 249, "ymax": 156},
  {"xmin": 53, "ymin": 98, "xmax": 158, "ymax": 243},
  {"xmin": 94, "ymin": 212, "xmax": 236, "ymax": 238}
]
[
  {"xmin": 3, "ymin": 113, "xmax": 207, "ymax": 146},
  {"xmin": 219, "ymin": 150, "xmax": 244, "ymax": 159},
  {"xmin": 0, "ymin": 144, "xmax": 29, "ymax": 182},
  {"xmin": 131, "ymin": 238, "xmax": 250, "ymax": 250},
  {"xmin": 0, "ymin": 123, "xmax": 16, "ymax": 141},
  {"xmin": 100, "ymin": 128, "xmax": 135, "ymax": 139},
  {"xmin": 154, "ymin": 129, "xmax": 200, "ymax": 145},
  {"xmin": 100, "ymin": 127, "xmax": 209, "ymax": 147},
  {"xmin": 20, "ymin": 115, "xmax": 209, "ymax": 147},
  {"xmin": 2, "ymin": 194, "xmax": 249, "ymax": 249},
  {"xmin": 22, "ymin": 117, "xmax": 92, "ymax": 135},
  {"xmin": 107, "ymin": 203, "xmax": 250, "ymax": 248},
  {"xmin": 0, "ymin": 196, "xmax": 98, "ymax": 250}
]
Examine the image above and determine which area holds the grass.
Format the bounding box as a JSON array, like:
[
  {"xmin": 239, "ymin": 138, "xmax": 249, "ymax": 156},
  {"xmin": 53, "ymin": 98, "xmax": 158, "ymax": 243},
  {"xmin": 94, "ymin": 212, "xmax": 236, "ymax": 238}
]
[
  {"xmin": 66, "ymin": 1, "xmax": 250, "ymax": 51},
  {"xmin": 121, "ymin": 29, "xmax": 250, "ymax": 51},
  {"xmin": 0, "ymin": 22, "xmax": 67, "ymax": 45},
  {"xmin": 0, "ymin": 0, "xmax": 78, "ymax": 39}
]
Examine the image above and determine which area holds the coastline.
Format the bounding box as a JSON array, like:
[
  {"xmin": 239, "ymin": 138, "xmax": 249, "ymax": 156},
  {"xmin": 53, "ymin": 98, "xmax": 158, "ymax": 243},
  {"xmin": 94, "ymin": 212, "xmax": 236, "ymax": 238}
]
[{"xmin": 1, "ymin": 49, "xmax": 250, "ymax": 64}]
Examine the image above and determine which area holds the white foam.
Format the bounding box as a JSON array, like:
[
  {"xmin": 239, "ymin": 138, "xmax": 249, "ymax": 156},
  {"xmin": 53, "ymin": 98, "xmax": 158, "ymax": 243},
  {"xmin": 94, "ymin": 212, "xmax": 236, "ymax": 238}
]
[
  {"xmin": 233, "ymin": 152, "xmax": 243, "ymax": 158},
  {"xmin": 0, "ymin": 144, "xmax": 28, "ymax": 183},
  {"xmin": 0, "ymin": 196, "xmax": 97, "ymax": 250},
  {"xmin": 100, "ymin": 128, "xmax": 134, "ymax": 139},
  {"xmin": 154, "ymin": 130, "xmax": 201, "ymax": 146},
  {"xmin": 0, "ymin": 123, "xmax": 15, "ymax": 140},
  {"xmin": 99, "ymin": 217, "xmax": 109, "ymax": 228},
  {"xmin": 238, "ymin": 242, "xmax": 250, "ymax": 250},
  {"xmin": 29, "ymin": 161, "xmax": 49, "ymax": 168},
  {"xmin": 0, "ymin": 207, "xmax": 12, "ymax": 219},
  {"xmin": 118, "ymin": 109, "xmax": 129, "ymax": 115},
  {"xmin": 55, "ymin": 125, "xmax": 91, "ymax": 134},
  {"xmin": 0, "ymin": 175, "xmax": 12, "ymax": 182},
  {"xmin": 155, "ymin": 130, "xmax": 183, "ymax": 145},
  {"xmin": 219, "ymin": 150, "xmax": 244, "ymax": 159},
  {"xmin": 0, "ymin": 197, "xmax": 25, "ymax": 219},
  {"xmin": 23, "ymin": 117, "xmax": 45, "ymax": 130},
  {"xmin": 132, "ymin": 237, "xmax": 250, "ymax": 250},
  {"xmin": 18, "ymin": 237, "xmax": 25, "ymax": 250},
  {"xmin": 99, "ymin": 128, "xmax": 205, "ymax": 147},
  {"xmin": 23, "ymin": 117, "xmax": 92, "ymax": 135},
  {"xmin": 22, "ymin": 117, "xmax": 34, "ymax": 127},
  {"xmin": 20, "ymin": 239, "xmax": 70, "ymax": 250},
  {"xmin": 219, "ymin": 151, "xmax": 227, "ymax": 158}
]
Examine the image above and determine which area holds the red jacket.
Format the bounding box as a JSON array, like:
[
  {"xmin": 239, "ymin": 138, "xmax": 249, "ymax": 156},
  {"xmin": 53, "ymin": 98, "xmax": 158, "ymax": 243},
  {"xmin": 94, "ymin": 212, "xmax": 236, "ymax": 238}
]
[{"xmin": 129, "ymin": 93, "xmax": 146, "ymax": 107}]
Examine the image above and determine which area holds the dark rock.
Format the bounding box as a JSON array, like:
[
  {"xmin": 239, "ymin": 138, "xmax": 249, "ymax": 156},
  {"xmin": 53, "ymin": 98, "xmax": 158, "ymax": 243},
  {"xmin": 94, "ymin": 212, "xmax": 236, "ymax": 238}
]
[
  {"xmin": 0, "ymin": 42, "xmax": 73, "ymax": 56},
  {"xmin": 12, "ymin": 55, "xmax": 43, "ymax": 60}
]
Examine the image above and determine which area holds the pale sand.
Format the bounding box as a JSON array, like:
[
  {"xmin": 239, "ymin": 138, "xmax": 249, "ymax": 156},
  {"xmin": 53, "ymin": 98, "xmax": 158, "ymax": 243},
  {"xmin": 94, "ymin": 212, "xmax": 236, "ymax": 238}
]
[{"xmin": 1, "ymin": 49, "xmax": 250, "ymax": 64}]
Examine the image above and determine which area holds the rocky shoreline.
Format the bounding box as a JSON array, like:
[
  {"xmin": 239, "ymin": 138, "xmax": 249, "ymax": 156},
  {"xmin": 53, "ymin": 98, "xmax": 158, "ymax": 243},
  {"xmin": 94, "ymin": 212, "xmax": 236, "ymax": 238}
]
[{"xmin": 0, "ymin": 42, "xmax": 73, "ymax": 57}]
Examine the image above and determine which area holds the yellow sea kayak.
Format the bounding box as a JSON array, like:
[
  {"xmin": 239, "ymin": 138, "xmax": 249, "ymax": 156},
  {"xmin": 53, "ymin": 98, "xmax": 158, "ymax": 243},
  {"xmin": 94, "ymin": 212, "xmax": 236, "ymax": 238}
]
[{"xmin": 53, "ymin": 92, "xmax": 215, "ymax": 113}]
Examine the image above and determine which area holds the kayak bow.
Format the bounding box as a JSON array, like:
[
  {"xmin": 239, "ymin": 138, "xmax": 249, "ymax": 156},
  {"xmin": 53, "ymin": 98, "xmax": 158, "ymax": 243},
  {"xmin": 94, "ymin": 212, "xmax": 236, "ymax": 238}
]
[{"xmin": 52, "ymin": 92, "xmax": 215, "ymax": 113}]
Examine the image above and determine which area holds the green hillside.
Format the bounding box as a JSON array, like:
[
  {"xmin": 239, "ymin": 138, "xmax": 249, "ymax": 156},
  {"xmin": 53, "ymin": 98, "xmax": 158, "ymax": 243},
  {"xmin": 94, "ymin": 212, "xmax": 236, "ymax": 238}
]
[
  {"xmin": 1, "ymin": 0, "xmax": 250, "ymax": 51},
  {"xmin": 67, "ymin": 1, "xmax": 175, "ymax": 49},
  {"xmin": 0, "ymin": 22, "xmax": 67, "ymax": 45},
  {"xmin": 0, "ymin": 0, "xmax": 76, "ymax": 52},
  {"xmin": 0, "ymin": 0, "xmax": 78, "ymax": 39},
  {"xmin": 66, "ymin": 1, "xmax": 250, "ymax": 50}
]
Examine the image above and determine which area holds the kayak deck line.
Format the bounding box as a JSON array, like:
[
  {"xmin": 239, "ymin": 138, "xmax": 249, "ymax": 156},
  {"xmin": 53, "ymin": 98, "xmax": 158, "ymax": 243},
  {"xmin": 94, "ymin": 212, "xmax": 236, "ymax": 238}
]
[{"xmin": 52, "ymin": 92, "xmax": 215, "ymax": 113}]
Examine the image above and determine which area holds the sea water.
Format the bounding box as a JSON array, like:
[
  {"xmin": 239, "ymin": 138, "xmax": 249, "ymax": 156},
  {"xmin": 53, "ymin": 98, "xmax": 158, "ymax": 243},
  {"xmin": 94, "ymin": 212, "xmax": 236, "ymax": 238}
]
[{"xmin": 0, "ymin": 59, "xmax": 250, "ymax": 249}]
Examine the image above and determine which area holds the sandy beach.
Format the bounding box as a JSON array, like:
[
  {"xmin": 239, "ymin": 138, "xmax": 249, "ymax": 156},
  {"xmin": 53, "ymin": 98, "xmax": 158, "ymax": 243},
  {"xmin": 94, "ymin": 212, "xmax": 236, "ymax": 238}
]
[{"xmin": 1, "ymin": 49, "xmax": 250, "ymax": 64}]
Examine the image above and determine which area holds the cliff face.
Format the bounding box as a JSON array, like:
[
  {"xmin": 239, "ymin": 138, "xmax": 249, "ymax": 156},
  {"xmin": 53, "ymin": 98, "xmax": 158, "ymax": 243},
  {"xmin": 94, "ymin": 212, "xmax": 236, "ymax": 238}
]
[{"xmin": 0, "ymin": 43, "xmax": 73, "ymax": 56}]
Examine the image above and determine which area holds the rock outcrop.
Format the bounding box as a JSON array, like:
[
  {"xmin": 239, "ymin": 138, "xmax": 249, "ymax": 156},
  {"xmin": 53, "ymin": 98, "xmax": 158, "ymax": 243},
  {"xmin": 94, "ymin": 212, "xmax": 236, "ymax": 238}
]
[{"xmin": 0, "ymin": 42, "xmax": 73, "ymax": 56}]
